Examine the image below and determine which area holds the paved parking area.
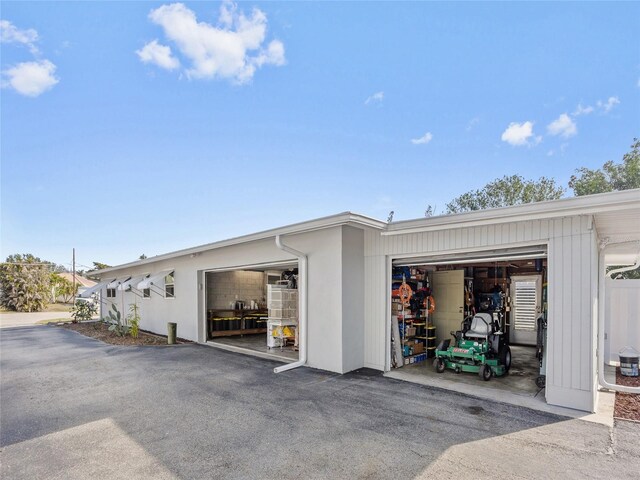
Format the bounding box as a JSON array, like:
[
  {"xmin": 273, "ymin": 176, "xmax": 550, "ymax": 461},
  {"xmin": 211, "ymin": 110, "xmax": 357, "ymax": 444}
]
[{"xmin": 1, "ymin": 326, "xmax": 639, "ymax": 479}]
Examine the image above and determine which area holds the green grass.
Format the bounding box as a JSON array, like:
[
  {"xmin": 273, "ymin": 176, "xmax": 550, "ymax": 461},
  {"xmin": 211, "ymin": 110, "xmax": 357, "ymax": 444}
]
[
  {"xmin": 36, "ymin": 318, "xmax": 74, "ymax": 325},
  {"xmin": 45, "ymin": 303, "xmax": 74, "ymax": 313}
]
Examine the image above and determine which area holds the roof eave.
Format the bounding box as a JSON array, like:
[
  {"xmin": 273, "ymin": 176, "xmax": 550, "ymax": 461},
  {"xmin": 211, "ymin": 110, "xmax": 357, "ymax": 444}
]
[
  {"xmin": 384, "ymin": 189, "xmax": 640, "ymax": 235},
  {"xmin": 92, "ymin": 211, "xmax": 386, "ymax": 277}
]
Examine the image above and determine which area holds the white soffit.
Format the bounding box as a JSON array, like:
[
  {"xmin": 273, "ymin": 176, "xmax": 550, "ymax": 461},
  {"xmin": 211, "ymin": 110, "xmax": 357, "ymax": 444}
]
[{"xmin": 595, "ymin": 207, "xmax": 640, "ymax": 245}]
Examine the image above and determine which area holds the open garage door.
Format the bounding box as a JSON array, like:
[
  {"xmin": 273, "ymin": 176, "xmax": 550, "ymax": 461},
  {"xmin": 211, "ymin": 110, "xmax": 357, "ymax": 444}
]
[
  {"xmin": 388, "ymin": 244, "xmax": 549, "ymax": 406},
  {"xmin": 203, "ymin": 261, "xmax": 300, "ymax": 362}
]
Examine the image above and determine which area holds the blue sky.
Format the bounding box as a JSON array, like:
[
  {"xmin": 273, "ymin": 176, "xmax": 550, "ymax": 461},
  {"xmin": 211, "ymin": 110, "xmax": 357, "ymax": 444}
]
[{"xmin": 1, "ymin": 1, "xmax": 639, "ymax": 269}]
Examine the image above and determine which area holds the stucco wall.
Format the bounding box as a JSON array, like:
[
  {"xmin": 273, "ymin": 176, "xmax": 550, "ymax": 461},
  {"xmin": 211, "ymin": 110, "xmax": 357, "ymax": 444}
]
[
  {"xmin": 97, "ymin": 227, "xmax": 349, "ymax": 374},
  {"xmin": 341, "ymin": 226, "xmax": 365, "ymax": 373}
]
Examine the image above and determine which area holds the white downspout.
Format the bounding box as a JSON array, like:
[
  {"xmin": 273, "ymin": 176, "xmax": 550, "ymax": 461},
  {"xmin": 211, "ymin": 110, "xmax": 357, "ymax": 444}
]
[
  {"xmin": 597, "ymin": 240, "xmax": 640, "ymax": 394},
  {"xmin": 273, "ymin": 235, "xmax": 307, "ymax": 373}
]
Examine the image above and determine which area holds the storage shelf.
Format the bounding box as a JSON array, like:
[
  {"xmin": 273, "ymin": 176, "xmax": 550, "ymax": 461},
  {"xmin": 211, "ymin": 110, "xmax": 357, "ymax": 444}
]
[{"xmin": 210, "ymin": 328, "xmax": 267, "ymax": 337}]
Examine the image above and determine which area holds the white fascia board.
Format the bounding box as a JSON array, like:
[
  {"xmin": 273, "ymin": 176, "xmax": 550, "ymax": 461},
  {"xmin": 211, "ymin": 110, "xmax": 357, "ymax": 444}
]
[
  {"xmin": 385, "ymin": 189, "xmax": 640, "ymax": 236},
  {"xmin": 94, "ymin": 212, "xmax": 386, "ymax": 277}
]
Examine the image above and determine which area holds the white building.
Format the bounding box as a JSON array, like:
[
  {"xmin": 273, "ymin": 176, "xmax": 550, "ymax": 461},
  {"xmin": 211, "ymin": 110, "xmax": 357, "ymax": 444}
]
[{"xmin": 86, "ymin": 189, "xmax": 640, "ymax": 413}]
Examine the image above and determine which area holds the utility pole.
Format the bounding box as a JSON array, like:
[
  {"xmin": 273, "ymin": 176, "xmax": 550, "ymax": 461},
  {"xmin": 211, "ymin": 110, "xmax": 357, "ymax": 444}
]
[{"xmin": 72, "ymin": 248, "xmax": 76, "ymax": 305}]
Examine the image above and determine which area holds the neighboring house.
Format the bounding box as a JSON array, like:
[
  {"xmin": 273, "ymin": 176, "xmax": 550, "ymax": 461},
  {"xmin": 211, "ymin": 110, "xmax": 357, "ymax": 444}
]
[
  {"xmin": 55, "ymin": 273, "xmax": 96, "ymax": 302},
  {"xmin": 85, "ymin": 189, "xmax": 640, "ymax": 413}
]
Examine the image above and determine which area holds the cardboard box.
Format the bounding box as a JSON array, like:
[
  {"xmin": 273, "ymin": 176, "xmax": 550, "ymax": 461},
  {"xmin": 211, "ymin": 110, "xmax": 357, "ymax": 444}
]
[{"xmin": 412, "ymin": 342, "xmax": 425, "ymax": 354}]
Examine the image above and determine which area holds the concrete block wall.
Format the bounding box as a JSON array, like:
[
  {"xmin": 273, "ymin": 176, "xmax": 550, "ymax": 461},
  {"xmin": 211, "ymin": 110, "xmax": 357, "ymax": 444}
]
[{"xmin": 206, "ymin": 270, "xmax": 266, "ymax": 309}]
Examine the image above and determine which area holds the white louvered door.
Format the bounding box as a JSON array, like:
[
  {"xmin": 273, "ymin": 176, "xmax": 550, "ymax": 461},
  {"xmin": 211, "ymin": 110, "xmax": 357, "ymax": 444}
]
[{"xmin": 510, "ymin": 275, "xmax": 541, "ymax": 345}]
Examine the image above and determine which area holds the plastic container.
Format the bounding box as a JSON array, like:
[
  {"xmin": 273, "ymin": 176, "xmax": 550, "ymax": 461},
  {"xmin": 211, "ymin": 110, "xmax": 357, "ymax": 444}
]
[{"xmin": 619, "ymin": 346, "xmax": 639, "ymax": 377}]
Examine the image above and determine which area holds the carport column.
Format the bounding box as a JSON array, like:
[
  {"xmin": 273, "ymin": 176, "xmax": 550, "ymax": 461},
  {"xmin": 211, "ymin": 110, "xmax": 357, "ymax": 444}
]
[{"xmin": 273, "ymin": 235, "xmax": 307, "ymax": 373}]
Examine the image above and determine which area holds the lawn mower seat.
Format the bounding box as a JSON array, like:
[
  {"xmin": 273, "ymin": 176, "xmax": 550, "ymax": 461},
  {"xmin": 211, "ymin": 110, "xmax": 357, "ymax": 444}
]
[{"xmin": 464, "ymin": 313, "xmax": 493, "ymax": 339}]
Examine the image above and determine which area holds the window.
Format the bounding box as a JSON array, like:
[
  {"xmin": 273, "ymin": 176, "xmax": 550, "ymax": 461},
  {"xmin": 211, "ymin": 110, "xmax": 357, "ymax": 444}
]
[
  {"xmin": 164, "ymin": 272, "xmax": 175, "ymax": 298},
  {"xmin": 143, "ymin": 288, "xmax": 151, "ymax": 298},
  {"xmin": 106, "ymin": 288, "xmax": 116, "ymax": 298}
]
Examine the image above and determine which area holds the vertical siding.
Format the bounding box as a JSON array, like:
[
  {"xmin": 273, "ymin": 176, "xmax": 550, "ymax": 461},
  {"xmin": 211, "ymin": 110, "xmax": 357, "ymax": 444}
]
[{"xmin": 364, "ymin": 214, "xmax": 596, "ymax": 411}]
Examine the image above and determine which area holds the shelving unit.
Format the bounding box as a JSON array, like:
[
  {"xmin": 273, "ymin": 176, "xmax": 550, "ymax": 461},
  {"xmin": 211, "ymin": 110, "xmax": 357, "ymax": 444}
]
[
  {"xmin": 267, "ymin": 283, "xmax": 298, "ymax": 349},
  {"xmin": 207, "ymin": 309, "xmax": 268, "ymax": 339},
  {"xmin": 392, "ymin": 267, "xmax": 433, "ymax": 366}
]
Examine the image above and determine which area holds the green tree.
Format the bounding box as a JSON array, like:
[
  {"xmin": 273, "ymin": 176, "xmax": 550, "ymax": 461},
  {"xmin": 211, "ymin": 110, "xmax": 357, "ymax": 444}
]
[
  {"xmin": 50, "ymin": 273, "xmax": 78, "ymax": 303},
  {"xmin": 0, "ymin": 254, "xmax": 52, "ymax": 312},
  {"xmin": 569, "ymin": 138, "xmax": 640, "ymax": 196},
  {"xmin": 445, "ymin": 175, "xmax": 565, "ymax": 214},
  {"xmin": 92, "ymin": 262, "xmax": 111, "ymax": 270}
]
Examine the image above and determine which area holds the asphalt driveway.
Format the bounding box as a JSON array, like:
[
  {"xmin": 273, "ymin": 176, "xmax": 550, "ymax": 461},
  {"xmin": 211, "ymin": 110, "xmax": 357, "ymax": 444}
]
[{"xmin": 1, "ymin": 326, "xmax": 638, "ymax": 479}]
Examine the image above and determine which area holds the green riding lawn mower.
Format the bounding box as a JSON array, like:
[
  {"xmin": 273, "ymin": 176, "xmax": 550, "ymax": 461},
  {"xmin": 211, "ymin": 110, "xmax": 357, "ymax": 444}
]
[{"xmin": 433, "ymin": 312, "xmax": 511, "ymax": 381}]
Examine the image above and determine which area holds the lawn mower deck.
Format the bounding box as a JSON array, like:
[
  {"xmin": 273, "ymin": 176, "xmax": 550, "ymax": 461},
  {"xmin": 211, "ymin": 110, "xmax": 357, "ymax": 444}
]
[{"xmin": 434, "ymin": 313, "xmax": 511, "ymax": 381}]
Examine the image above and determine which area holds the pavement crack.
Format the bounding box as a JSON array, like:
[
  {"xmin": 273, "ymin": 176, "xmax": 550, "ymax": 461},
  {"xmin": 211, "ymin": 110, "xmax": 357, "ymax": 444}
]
[{"xmin": 606, "ymin": 425, "xmax": 616, "ymax": 456}]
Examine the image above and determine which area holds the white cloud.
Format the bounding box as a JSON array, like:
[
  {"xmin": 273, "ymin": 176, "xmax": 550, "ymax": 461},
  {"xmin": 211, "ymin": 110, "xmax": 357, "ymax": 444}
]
[
  {"xmin": 466, "ymin": 117, "xmax": 480, "ymax": 131},
  {"xmin": 411, "ymin": 131, "xmax": 433, "ymax": 145},
  {"xmin": 547, "ymin": 113, "xmax": 577, "ymax": 138},
  {"xmin": 500, "ymin": 121, "xmax": 536, "ymax": 146},
  {"xmin": 597, "ymin": 96, "xmax": 620, "ymax": 113},
  {"xmin": 141, "ymin": 2, "xmax": 285, "ymax": 84},
  {"xmin": 0, "ymin": 19, "xmax": 39, "ymax": 54},
  {"xmin": 365, "ymin": 91, "xmax": 384, "ymax": 105},
  {"xmin": 136, "ymin": 39, "xmax": 180, "ymax": 70},
  {"xmin": 572, "ymin": 103, "xmax": 594, "ymax": 116},
  {"xmin": 2, "ymin": 59, "xmax": 58, "ymax": 97}
]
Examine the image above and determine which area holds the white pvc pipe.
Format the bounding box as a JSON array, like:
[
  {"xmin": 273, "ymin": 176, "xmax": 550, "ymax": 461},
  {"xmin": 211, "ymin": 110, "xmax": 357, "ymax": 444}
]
[
  {"xmin": 273, "ymin": 235, "xmax": 307, "ymax": 373},
  {"xmin": 598, "ymin": 241, "xmax": 640, "ymax": 394}
]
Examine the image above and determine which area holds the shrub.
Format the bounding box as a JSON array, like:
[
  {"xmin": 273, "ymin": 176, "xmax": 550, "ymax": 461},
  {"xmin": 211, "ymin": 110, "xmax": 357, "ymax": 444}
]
[{"xmin": 70, "ymin": 300, "xmax": 97, "ymax": 323}]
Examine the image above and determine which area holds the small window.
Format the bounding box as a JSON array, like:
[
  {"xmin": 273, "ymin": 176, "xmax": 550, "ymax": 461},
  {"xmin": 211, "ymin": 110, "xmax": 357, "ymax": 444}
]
[
  {"xmin": 106, "ymin": 288, "xmax": 116, "ymax": 298},
  {"xmin": 143, "ymin": 288, "xmax": 151, "ymax": 298},
  {"xmin": 164, "ymin": 272, "xmax": 175, "ymax": 298}
]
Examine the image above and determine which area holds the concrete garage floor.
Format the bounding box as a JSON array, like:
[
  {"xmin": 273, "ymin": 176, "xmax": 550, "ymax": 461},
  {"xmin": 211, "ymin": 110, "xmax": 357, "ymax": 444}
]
[
  {"xmin": 387, "ymin": 345, "xmax": 549, "ymax": 411},
  {"xmin": 2, "ymin": 327, "xmax": 639, "ymax": 480},
  {"xmin": 209, "ymin": 333, "xmax": 298, "ymax": 361}
]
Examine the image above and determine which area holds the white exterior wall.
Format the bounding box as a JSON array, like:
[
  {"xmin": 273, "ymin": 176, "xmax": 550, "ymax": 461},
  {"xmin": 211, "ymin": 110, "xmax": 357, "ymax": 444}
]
[
  {"xmin": 97, "ymin": 226, "xmax": 357, "ymax": 374},
  {"xmin": 364, "ymin": 215, "xmax": 598, "ymax": 412},
  {"xmin": 604, "ymin": 279, "xmax": 640, "ymax": 365},
  {"xmin": 342, "ymin": 226, "xmax": 365, "ymax": 373}
]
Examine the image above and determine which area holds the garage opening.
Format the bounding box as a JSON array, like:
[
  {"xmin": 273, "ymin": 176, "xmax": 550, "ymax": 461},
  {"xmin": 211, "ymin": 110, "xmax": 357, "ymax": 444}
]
[
  {"xmin": 389, "ymin": 246, "xmax": 548, "ymax": 402},
  {"xmin": 205, "ymin": 263, "xmax": 299, "ymax": 362}
]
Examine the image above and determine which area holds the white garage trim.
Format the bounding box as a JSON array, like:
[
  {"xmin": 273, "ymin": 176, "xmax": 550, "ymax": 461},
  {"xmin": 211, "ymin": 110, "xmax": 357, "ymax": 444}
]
[{"xmin": 392, "ymin": 245, "xmax": 547, "ymax": 266}]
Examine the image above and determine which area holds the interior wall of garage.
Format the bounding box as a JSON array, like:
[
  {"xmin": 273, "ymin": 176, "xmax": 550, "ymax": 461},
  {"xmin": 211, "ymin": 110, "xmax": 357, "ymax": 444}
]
[
  {"xmin": 205, "ymin": 270, "xmax": 266, "ymax": 309},
  {"xmin": 363, "ymin": 215, "xmax": 598, "ymax": 412}
]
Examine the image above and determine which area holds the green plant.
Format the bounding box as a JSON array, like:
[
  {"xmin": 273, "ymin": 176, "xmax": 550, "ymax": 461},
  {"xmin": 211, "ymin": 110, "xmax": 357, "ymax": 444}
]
[
  {"xmin": 70, "ymin": 300, "xmax": 97, "ymax": 323},
  {"xmin": 0, "ymin": 254, "xmax": 52, "ymax": 312},
  {"xmin": 128, "ymin": 302, "xmax": 141, "ymax": 338},
  {"xmin": 104, "ymin": 304, "xmax": 129, "ymax": 336}
]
